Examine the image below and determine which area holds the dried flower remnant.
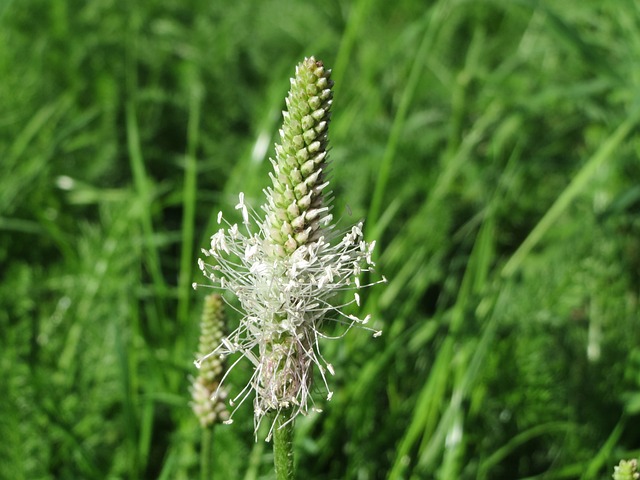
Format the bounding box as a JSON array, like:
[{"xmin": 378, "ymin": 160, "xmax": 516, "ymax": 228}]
[{"xmin": 194, "ymin": 57, "xmax": 385, "ymax": 436}]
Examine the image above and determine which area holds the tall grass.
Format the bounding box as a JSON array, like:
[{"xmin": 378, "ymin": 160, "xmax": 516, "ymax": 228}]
[{"xmin": 1, "ymin": 0, "xmax": 639, "ymax": 478}]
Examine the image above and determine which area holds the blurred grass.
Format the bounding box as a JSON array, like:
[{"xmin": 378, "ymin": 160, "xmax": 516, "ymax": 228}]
[{"xmin": 1, "ymin": 0, "xmax": 640, "ymax": 479}]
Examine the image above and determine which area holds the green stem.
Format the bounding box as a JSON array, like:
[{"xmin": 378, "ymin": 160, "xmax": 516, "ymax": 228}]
[
  {"xmin": 273, "ymin": 410, "xmax": 295, "ymax": 480},
  {"xmin": 201, "ymin": 426, "xmax": 213, "ymax": 480}
]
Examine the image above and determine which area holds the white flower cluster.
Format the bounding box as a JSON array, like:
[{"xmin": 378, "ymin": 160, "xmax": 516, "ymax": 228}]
[{"xmin": 194, "ymin": 193, "xmax": 384, "ymax": 436}]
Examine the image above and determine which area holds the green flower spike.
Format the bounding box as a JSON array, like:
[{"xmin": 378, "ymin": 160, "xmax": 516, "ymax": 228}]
[
  {"xmin": 191, "ymin": 293, "xmax": 229, "ymax": 427},
  {"xmin": 195, "ymin": 57, "xmax": 385, "ymax": 439},
  {"xmin": 264, "ymin": 57, "xmax": 334, "ymax": 257}
]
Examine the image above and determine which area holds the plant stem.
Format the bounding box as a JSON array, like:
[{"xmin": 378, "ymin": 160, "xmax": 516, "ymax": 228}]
[
  {"xmin": 273, "ymin": 409, "xmax": 295, "ymax": 480},
  {"xmin": 201, "ymin": 426, "xmax": 213, "ymax": 480}
]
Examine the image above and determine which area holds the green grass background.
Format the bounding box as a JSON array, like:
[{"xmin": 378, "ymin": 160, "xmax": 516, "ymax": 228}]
[{"xmin": 2, "ymin": 0, "xmax": 640, "ymax": 478}]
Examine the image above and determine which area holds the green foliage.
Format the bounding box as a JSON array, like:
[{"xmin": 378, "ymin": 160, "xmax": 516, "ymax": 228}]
[{"xmin": 2, "ymin": 0, "xmax": 639, "ymax": 479}]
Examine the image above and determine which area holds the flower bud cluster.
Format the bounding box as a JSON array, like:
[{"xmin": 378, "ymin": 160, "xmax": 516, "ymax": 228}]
[{"xmin": 264, "ymin": 57, "xmax": 334, "ymax": 257}]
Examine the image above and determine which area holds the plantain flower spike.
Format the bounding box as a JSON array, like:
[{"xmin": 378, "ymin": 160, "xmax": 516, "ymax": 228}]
[
  {"xmin": 191, "ymin": 294, "xmax": 229, "ymax": 427},
  {"xmin": 195, "ymin": 57, "xmax": 385, "ymax": 437}
]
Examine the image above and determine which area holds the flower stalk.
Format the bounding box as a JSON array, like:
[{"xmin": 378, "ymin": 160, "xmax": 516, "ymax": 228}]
[
  {"xmin": 273, "ymin": 409, "xmax": 295, "ymax": 480},
  {"xmin": 194, "ymin": 56, "xmax": 385, "ymax": 445}
]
